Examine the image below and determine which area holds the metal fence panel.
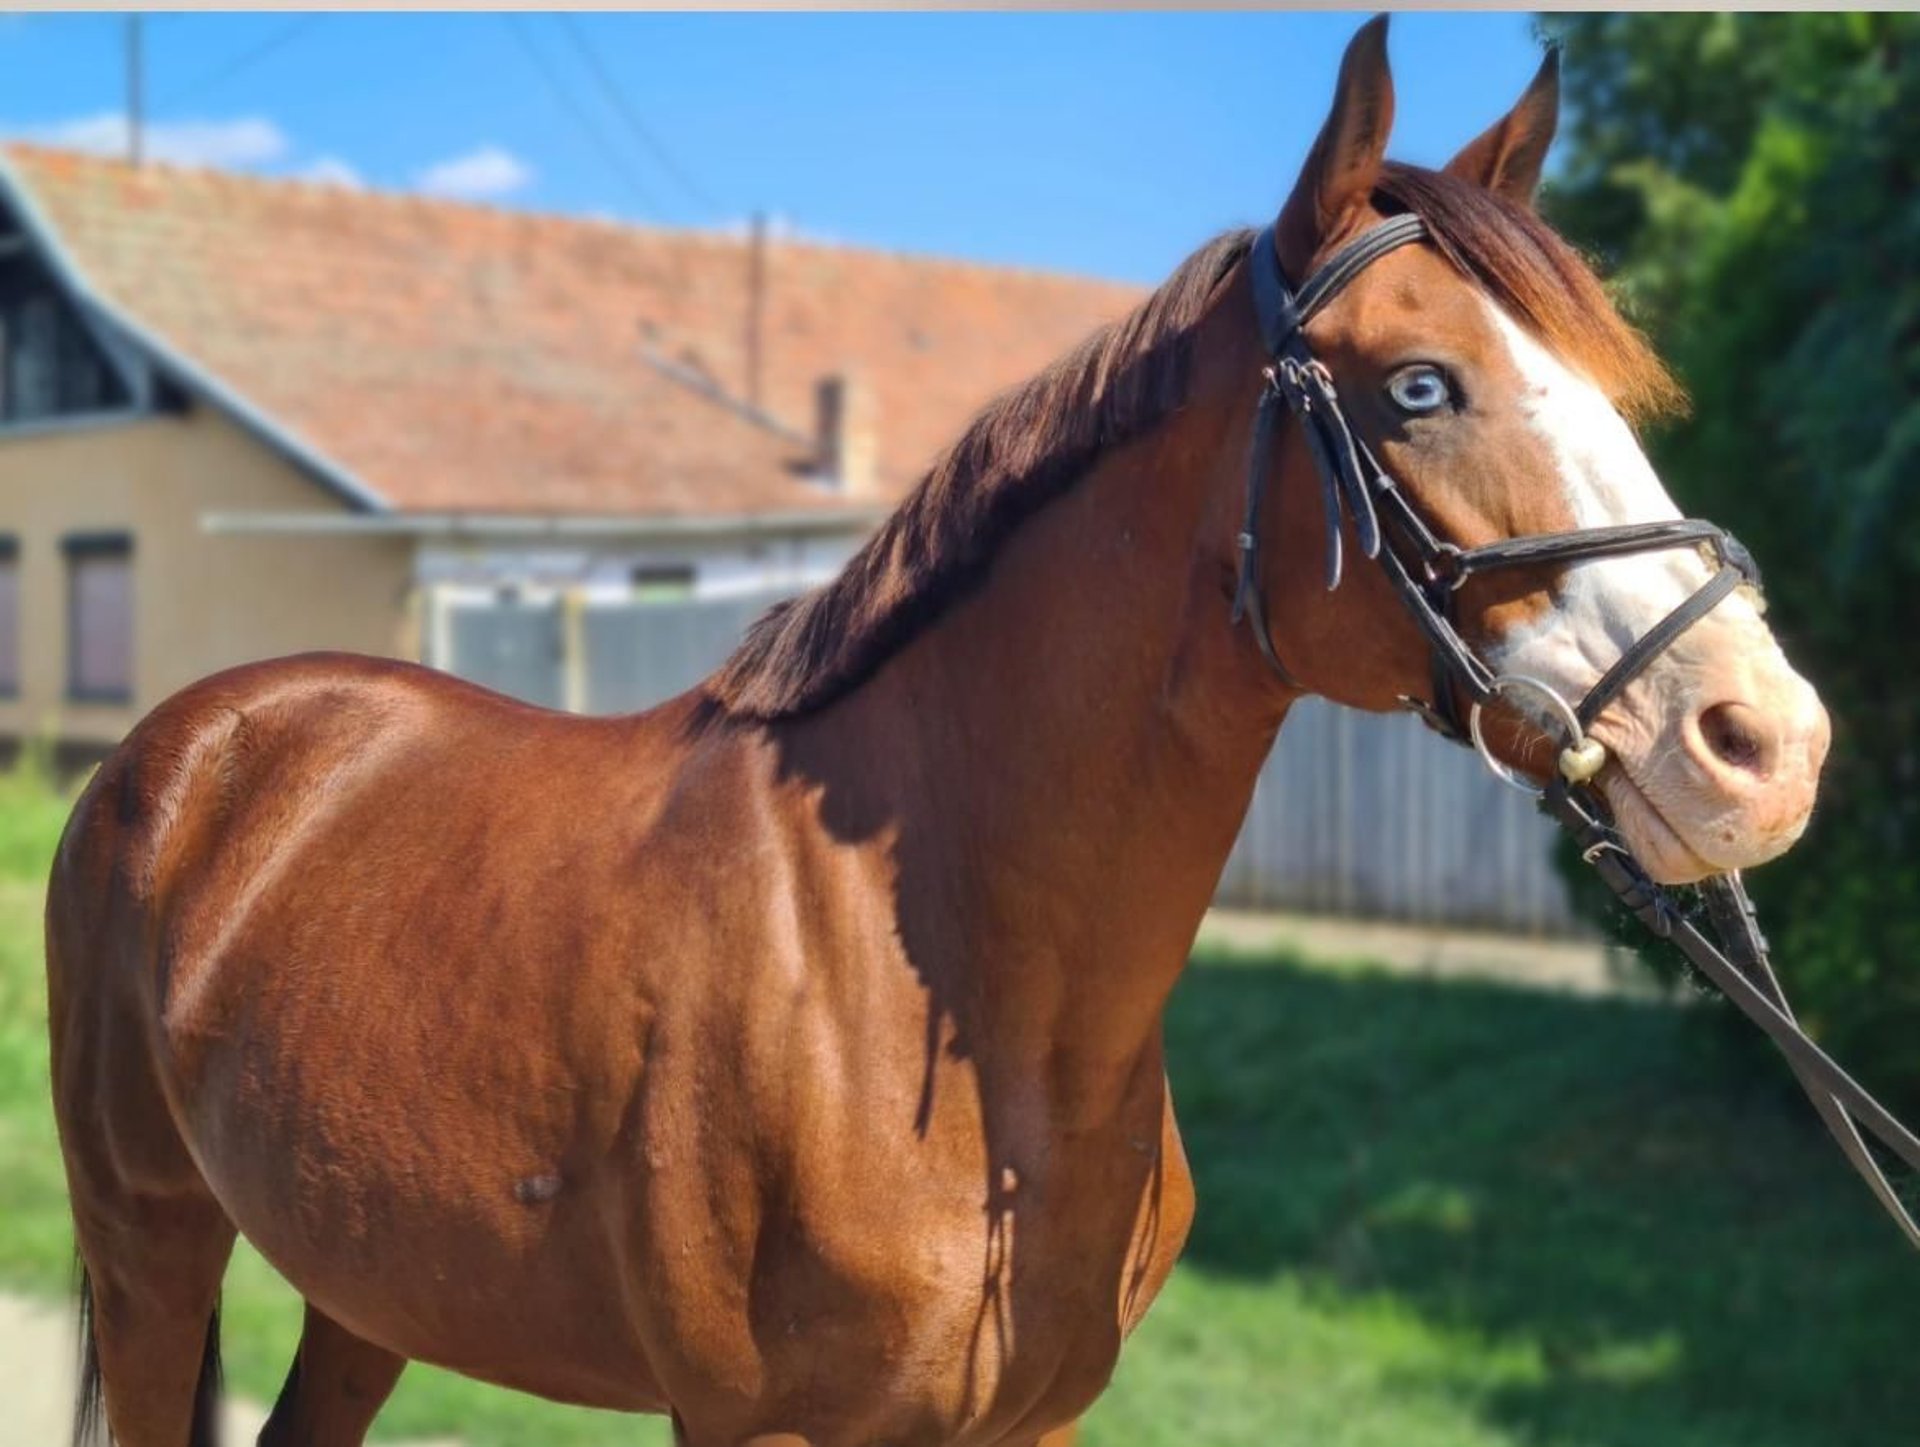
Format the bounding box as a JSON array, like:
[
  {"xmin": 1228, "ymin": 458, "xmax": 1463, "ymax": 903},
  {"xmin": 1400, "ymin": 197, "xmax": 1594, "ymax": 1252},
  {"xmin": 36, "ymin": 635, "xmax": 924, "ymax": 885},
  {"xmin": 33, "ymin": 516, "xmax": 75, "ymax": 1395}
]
[
  {"xmin": 446, "ymin": 599, "xmax": 565, "ymax": 710},
  {"xmin": 1219, "ymin": 698, "xmax": 1578, "ymax": 933},
  {"xmin": 581, "ymin": 592, "xmax": 785, "ymax": 714}
]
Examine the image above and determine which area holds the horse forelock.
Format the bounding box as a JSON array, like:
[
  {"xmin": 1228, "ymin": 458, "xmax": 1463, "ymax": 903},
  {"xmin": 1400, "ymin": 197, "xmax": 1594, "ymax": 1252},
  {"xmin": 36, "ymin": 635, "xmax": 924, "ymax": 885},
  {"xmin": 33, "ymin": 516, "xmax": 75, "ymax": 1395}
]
[{"xmin": 1372, "ymin": 162, "xmax": 1684, "ymax": 427}]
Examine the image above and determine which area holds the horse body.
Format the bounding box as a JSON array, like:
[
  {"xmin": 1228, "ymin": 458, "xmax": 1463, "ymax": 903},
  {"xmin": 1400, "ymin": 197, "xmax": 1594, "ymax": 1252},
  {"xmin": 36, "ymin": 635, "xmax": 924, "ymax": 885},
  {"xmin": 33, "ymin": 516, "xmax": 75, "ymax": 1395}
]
[
  {"xmin": 49, "ymin": 20, "xmax": 1835, "ymax": 1446},
  {"xmin": 50, "ymin": 516, "xmax": 1222, "ymax": 1445}
]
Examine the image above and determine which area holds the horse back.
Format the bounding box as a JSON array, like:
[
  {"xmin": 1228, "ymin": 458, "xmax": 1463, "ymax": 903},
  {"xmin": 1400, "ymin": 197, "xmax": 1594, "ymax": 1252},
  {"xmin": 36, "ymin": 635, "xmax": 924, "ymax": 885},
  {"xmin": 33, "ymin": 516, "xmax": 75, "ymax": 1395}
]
[{"xmin": 45, "ymin": 645, "xmax": 772, "ymax": 1107}]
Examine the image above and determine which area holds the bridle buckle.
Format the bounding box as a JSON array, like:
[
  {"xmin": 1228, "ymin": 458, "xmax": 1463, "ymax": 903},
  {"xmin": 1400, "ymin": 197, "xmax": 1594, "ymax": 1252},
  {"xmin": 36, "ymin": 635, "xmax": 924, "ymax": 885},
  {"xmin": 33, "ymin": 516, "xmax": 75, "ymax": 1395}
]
[{"xmin": 1425, "ymin": 543, "xmax": 1469, "ymax": 593}]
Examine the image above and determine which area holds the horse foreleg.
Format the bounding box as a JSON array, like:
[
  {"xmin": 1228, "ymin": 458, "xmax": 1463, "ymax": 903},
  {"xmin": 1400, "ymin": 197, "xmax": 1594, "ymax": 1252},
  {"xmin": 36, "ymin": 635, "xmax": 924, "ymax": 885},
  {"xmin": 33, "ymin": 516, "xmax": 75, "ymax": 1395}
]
[{"xmin": 256, "ymin": 1302, "xmax": 407, "ymax": 1447}]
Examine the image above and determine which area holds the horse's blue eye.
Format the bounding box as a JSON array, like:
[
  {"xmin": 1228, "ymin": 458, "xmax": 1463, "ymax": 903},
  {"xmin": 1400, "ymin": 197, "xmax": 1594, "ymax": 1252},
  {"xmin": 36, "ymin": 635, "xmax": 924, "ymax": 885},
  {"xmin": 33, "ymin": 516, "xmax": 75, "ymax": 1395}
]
[{"xmin": 1387, "ymin": 366, "xmax": 1452, "ymax": 414}]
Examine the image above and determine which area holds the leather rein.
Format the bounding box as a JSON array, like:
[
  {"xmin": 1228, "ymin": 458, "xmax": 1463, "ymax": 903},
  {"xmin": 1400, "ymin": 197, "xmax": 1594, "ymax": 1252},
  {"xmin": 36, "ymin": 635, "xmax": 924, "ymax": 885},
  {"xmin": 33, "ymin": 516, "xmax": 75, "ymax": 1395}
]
[{"xmin": 1237, "ymin": 212, "xmax": 1920, "ymax": 1247}]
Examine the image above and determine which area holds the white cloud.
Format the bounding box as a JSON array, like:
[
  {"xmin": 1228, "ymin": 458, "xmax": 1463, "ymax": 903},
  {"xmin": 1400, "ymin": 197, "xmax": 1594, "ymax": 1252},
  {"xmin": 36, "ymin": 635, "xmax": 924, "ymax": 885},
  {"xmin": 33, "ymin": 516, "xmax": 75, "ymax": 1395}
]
[
  {"xmin": 8, "ymin": 112, "xmax": 289, "ymax": 168},
  {"xmin": 414, "ymin": 145, "xmax": 531, "ymax": 201},
  {"xmin": 294, "ymin": 155, "xmax": 362, "ymax": 189}
]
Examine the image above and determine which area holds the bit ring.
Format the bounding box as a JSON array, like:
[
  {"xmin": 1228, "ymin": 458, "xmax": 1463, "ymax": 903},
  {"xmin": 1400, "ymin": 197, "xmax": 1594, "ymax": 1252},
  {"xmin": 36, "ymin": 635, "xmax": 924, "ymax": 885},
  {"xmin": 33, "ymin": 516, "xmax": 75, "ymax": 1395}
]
[{"xmin": 1468, "ymin": 674, "xmax": 1593, "ymax": 798}]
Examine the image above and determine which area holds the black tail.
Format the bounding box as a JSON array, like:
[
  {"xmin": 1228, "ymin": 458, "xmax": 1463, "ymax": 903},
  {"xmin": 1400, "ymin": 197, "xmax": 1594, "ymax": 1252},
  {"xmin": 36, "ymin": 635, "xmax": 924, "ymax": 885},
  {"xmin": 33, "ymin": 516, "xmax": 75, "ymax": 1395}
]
[
  {"xmin": 72, "ymin": 1262, "xmax": 102, "ymax": 1447},
  {"xmin": 191, "ymin": 1303, "xmax": 224, "ymax": 1447},
  {"xmin": 72, "ymin": 1261, "xmax": 224, "ymax": 1447}
]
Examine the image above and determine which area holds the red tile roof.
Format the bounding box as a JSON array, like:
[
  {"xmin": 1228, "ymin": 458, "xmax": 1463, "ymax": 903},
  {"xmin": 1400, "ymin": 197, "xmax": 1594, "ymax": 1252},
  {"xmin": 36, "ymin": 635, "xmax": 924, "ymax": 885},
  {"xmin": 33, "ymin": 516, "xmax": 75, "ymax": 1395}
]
[{"xmin": 1, "ymin": 145, "xmax": 1143, "ymax": 518}]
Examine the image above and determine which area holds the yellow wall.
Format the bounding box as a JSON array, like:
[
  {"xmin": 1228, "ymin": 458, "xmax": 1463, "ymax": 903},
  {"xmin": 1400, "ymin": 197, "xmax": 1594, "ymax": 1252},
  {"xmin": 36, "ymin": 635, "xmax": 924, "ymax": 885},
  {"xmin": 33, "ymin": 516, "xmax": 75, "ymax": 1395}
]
[{"xmin": 0, "ymin": 407, "xmax": 414, "ymax": 748}]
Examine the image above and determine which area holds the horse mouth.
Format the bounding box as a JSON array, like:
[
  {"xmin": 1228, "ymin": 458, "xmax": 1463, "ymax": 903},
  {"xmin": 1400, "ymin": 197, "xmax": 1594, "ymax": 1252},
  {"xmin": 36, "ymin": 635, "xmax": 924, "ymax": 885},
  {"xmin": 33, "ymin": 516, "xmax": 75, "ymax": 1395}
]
[{"xmin": 1594, "ymin": 761, "xmax": 1720, "ymax": 885}]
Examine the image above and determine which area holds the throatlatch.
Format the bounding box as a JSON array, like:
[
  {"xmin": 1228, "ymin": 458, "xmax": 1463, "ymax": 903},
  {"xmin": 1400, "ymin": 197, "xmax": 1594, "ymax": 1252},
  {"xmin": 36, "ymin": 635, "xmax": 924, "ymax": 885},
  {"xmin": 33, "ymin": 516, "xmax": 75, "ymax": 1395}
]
[{"xmin": 1235, "ymin": 213, "xmax": 1920, "ymax": 1247}]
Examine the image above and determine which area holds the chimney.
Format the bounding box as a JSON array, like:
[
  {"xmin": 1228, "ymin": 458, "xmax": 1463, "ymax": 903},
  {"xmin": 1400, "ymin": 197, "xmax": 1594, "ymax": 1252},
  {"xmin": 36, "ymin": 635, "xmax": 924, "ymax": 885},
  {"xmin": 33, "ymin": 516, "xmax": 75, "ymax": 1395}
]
[{"xmin": 815, "ymin": 373, "xmax": 879, "ymax": 498}]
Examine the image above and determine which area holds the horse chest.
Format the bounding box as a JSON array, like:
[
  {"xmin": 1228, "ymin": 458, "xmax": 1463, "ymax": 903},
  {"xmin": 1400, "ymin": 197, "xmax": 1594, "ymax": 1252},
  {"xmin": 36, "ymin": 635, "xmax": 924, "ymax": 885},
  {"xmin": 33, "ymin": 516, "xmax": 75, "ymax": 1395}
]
[{"xmin": 644, "ymin": 1084, "xmax": 1195, "ymax": 1445}]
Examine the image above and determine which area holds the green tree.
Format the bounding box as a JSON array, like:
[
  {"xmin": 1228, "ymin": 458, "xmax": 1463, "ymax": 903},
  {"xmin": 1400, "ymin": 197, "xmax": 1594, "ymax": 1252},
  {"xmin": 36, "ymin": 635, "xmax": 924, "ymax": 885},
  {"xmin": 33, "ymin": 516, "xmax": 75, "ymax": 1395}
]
[{"xmin": 1541, "ymin": 13, "xmax": 1920, "ymax": 1107}]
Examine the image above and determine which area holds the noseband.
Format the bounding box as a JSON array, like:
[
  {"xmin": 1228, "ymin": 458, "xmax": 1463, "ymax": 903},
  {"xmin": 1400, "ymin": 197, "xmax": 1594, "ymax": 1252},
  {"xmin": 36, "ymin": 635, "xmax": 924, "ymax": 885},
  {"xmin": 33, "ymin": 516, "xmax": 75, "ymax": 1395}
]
[{"xmin": 1238, "ymin": 214, "xmax": 1920, "ymax": 1248}]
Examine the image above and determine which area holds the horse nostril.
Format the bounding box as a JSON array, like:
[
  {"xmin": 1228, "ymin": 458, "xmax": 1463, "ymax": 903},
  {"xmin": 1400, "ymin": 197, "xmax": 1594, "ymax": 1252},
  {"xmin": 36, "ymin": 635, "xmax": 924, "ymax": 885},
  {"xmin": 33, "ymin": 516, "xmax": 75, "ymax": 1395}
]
[{"xmin": 1698, "ymin": 702, "xmax": 1771, "ymax": 778}]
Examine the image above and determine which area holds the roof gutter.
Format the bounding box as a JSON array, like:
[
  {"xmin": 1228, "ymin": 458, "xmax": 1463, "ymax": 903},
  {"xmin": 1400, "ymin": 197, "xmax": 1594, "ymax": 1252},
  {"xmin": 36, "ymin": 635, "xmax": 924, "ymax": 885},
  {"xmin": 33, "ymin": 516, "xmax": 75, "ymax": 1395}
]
[
  {"xmin": 200, "ymin": 508, "xmax": 890, "ymax": 543},
  {"xmin": 0, "ymin": 150, "xmax": 390, "ymax": 513}
]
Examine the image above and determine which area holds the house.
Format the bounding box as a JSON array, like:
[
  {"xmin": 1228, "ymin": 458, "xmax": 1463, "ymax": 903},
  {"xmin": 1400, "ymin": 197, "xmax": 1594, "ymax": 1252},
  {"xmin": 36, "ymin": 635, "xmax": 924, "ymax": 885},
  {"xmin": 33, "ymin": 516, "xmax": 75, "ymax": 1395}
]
[
  {"xmin": 0, "ymin": 145, "xmax": 1583, "ymax": 934},
  {"xmin": 0, "ymin": 144, "xmax": 1140, "ymax": 762}
]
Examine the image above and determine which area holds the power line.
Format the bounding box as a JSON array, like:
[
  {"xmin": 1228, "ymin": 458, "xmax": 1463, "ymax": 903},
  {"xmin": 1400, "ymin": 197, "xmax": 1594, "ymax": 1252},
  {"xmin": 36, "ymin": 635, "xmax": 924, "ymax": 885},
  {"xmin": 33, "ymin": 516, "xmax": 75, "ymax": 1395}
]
[
  {"xmin": 554, "ymin": 14, "xmax": 723, "ymax": 219},
  {"xmin": 155, "ymin": 15, "xmax": 322, "ymax": 111},
  {"xmin": 502, "ymin": 13, "xmax": 664, "ymax": 218}
]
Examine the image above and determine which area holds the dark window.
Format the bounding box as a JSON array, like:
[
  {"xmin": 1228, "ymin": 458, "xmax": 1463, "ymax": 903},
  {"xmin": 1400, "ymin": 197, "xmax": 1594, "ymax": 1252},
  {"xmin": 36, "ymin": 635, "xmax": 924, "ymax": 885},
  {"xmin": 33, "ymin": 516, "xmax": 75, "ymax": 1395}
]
[
  {"xmin": 0, "ymin": 250, "xmax": 130, "ymax": 424},
  {"xmin": 11, "ymin": 294, "xmax": 59, "ymax": 418},
  {"xmin": 58, "ymin": 300, "xmax": 109, "ymax": 411},
  {"xmin": 0, "ymin": 537, "xmax": 17, "ymax": 698},
  {"xmin": 65, "ymin": 534, "xmax": 133, "ymax": 703},
  {"xmin": 630, "ymin": 563, "xmax": 695, "ymax": 602}
]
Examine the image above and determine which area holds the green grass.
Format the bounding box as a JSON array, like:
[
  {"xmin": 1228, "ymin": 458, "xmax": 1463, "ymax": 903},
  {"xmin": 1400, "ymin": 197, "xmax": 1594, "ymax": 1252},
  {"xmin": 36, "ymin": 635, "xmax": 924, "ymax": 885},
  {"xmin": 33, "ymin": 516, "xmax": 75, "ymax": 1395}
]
[
  {"xmin": 0, "ymin": 768, "xmax": 77, "ymax": 1288},
  {"xmin": 3, "ymin": 764, "xmax": 1917, "ymax": 1446}
]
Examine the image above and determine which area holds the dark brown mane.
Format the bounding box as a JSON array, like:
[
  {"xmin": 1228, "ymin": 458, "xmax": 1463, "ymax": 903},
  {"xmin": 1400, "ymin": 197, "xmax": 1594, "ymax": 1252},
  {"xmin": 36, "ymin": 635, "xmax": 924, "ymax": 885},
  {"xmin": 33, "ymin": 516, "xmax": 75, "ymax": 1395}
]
[
  {"xmin": 713, "ymin": 164, "xmax": 1681, "ymax": 725},
  {"xmin": 710, "ymin": 228, "xmax": 1254, "ymax": 721},
  {"xmin": 1374, "ymin": 162, "xmax": 1683, "ymax": 424}
]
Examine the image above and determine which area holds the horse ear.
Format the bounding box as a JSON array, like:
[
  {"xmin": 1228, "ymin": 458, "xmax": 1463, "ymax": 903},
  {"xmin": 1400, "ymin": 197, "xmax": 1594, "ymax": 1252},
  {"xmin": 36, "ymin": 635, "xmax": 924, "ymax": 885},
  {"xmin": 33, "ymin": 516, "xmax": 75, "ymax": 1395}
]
[
  {"xmin": 1275, "ymin": 15, "xmax": 1396, "ymax": 274},
  {"xmin": 1444, "ymin": 47, "xmax": 1560, "ymax": 208}
]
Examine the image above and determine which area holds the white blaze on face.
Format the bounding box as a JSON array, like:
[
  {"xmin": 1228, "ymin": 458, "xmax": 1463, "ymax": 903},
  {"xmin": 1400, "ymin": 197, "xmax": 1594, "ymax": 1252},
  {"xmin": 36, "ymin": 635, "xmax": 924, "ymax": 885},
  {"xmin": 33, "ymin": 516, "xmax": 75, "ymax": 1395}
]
[
  {"xmin": 1470, "ymin": 298, "xmax": 1829, "ymax": 882},
  {"xmin": 1477, "ymin": 300, "xmax": 1767, "ymax": 712}
]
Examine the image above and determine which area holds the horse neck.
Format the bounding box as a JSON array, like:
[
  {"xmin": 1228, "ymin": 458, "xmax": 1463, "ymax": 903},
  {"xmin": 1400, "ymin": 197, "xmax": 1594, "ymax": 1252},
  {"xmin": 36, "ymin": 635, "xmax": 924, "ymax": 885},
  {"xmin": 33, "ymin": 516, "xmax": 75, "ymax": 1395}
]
[{"xmin": 779, "ymin": 398, "xmax": 1289, "ymax": 1089}]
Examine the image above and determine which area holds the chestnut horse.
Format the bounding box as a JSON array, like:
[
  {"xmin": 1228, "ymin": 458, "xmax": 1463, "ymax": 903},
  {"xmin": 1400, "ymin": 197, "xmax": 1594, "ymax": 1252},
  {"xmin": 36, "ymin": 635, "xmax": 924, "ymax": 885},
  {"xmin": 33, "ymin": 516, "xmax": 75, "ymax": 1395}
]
[{"xmin": 49, "ymin": 20, "xmax": 1828, "ymax": 1447}]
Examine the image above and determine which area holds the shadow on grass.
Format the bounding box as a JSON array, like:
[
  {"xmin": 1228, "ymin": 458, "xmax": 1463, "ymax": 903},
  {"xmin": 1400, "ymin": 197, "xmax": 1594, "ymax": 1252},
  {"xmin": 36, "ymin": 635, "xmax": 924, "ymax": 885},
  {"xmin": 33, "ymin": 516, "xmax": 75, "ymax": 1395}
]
[{"xmin": 1163, "ymin": 949, "xmax": 1920, "ymax": 1447}]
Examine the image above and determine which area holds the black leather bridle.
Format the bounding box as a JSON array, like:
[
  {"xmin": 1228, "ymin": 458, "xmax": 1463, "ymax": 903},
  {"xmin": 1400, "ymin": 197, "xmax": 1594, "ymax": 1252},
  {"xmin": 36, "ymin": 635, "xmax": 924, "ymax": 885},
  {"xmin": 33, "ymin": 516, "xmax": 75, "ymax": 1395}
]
[{"xmin": 1238, "ymin": 212, "xmax": 1920, "ymax": 1248}]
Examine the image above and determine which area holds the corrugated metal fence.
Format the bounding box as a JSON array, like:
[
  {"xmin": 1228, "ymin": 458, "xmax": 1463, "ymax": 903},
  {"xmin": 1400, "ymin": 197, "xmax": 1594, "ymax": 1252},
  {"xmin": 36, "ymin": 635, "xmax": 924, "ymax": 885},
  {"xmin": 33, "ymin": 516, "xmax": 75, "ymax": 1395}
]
[
  {"xmin": 443, "ymin": 590, "xmax": 1579, "ymax": 934},
  {"xmin": 579, "ymin": 595, "xmax": 777, "ymax": 715},
  {"xmin": 1217, "ymin": 699, "xmax": 1578, "ymax": 931}
]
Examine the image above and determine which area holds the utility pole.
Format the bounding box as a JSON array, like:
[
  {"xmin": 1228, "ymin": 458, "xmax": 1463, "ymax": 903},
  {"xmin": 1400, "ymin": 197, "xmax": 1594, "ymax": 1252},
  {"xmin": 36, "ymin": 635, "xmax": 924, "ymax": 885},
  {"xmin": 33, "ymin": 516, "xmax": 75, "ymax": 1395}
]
[
  {"xmin": 746, "ymin": 210, "xmax": 766, "ymax": 410},
  {"xmin": 126, "ymin": 13, "xmax": 144, "ymax": 167}
]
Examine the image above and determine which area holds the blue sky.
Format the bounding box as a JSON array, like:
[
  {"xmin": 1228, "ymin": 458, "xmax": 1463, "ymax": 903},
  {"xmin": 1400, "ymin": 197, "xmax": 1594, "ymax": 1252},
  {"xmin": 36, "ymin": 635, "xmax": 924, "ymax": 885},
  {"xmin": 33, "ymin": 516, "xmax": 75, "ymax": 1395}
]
[{"xmin": 0, "ymin": 11, "xmax": 1548, "ymax": 284}]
